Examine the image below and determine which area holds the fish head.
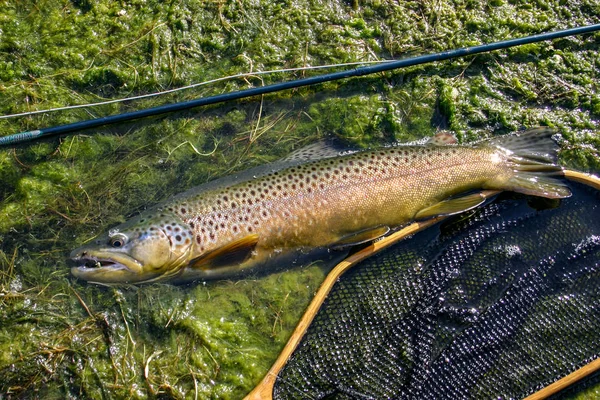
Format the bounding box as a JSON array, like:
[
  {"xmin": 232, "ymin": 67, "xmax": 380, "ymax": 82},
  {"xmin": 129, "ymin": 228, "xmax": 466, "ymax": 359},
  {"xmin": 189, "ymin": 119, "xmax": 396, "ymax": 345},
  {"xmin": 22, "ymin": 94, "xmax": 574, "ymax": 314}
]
[{"xmin": 70, "ymin": 210, "xmax": 194, "ymax": 285}]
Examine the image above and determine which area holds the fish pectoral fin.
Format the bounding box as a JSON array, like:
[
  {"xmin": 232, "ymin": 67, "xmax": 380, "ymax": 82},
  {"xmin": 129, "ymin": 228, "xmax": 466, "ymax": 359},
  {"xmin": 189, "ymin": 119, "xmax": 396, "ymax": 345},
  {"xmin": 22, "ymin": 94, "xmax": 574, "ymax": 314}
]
[
  {"xmin": 332, "ymin": 226, "xmax": 390, "ymax": 250},
  {"xmin": 414, "ymin": 192, "xmax": 489, "ymax": 220},
  {"xmin": 190, "ymin": 234, "xmax": 260, "ymax": 270}
]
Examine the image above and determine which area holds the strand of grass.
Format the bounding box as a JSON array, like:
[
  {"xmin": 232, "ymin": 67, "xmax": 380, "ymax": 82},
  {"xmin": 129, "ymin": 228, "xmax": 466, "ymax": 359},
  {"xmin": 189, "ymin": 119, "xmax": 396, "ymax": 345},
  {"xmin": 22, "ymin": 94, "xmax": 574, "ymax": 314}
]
[
  {"xmin": 0, "ymin": 61, "xmax": 392, "ymax": 120},
  {"xmin": 69, "ymin": 285, "xmax": 94, "ymax": 318}
]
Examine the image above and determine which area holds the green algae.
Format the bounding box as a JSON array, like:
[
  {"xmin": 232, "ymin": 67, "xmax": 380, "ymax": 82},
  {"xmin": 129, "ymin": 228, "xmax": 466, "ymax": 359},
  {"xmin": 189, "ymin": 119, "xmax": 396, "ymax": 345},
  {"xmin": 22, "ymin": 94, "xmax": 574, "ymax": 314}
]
[{"xmin": 0, "ymin": 0, "xmax": 599, "ymax": 399}]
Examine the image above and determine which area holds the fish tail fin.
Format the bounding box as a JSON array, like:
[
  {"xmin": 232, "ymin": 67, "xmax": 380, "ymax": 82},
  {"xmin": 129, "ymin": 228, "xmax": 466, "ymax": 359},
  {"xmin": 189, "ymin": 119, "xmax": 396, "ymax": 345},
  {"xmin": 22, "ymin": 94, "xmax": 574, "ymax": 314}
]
[
  {"xmin": 487, "ymin": 127, "xmax": 560, "ymax": 164},
  {"xmin": 506, "ymin": 171, "xmax": 571, "ymax": 199},
  {"xmin": 486, "ymin": 128, "xmax": 571, "ymax": 199}
]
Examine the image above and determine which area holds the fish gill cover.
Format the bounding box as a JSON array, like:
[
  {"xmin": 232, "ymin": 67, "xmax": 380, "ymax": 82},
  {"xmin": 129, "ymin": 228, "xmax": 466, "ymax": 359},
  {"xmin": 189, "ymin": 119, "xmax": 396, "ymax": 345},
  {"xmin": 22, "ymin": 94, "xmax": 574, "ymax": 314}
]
[{"xmin": 0, "ymin": 0, "xmax": 599, "ymax": 399}]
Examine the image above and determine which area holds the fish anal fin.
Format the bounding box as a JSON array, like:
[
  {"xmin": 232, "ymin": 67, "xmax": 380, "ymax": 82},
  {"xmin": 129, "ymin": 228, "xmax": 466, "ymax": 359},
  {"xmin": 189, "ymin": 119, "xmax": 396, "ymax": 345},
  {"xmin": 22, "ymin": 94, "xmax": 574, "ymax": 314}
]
[
  {"xmin": 415, "ymin": 192, "xmax": 488, "ymax": 220},
  {"xmin": 190, "ymin": 234, "xmax": 259, "ymax": 270},
  {"xmin": 332, "ymin": 226, "xmax": 390, "ymax": 250}
]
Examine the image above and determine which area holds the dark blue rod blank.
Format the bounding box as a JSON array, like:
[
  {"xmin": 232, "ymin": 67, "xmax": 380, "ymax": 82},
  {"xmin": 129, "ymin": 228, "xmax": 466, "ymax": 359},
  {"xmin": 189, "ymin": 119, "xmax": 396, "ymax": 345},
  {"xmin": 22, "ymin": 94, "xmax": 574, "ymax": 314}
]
[{"xmin": 2, "ymin": 23, "xmax": 599, "ymax": 146}]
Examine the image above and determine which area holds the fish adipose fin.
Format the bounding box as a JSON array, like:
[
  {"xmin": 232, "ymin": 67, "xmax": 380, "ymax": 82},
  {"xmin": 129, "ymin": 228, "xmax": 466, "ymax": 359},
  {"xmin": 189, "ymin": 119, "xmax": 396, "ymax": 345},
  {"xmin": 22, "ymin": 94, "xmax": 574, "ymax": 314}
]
[
  {"xmin": 486, "ymin": 128, "xmax": 571, "ymax": 199},
  {"xmin": 332, "ymin": 226, "xmax": 390, "ymax": 249},
  {"xmin": 415, "ymin": 192, "xmax": 488, "ymax": 220},
  {"xmin": 190, "ymin": 234, "xmax": 259, "ymax": 270},
  {"xmin": 427, "ymin": 131, "xmax": 458, "ymax": 145}
]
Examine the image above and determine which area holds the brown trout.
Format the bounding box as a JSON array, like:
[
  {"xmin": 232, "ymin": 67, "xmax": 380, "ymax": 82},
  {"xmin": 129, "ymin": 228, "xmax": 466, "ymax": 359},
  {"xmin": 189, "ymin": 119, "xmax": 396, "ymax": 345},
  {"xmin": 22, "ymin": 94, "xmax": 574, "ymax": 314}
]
[{"xmin": 70, "ymin": 128, "xmax": 571, "ymax": 285}]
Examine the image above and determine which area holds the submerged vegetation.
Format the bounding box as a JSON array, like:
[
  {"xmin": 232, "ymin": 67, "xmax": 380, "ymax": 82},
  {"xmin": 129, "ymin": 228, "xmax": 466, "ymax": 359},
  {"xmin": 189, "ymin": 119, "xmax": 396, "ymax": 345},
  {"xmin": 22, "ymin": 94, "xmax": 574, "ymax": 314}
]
[{"xmin": 0, "ymin": 0, "xmax": 599, "ymax": 398}]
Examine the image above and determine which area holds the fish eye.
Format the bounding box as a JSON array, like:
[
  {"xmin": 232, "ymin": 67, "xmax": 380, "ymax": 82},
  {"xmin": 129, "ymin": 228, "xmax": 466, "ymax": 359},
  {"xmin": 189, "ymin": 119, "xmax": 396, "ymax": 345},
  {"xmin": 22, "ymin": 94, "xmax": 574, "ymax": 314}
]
[{"xmin": 109, "ymin": 234, "xmax": 128, "ymax": 248}]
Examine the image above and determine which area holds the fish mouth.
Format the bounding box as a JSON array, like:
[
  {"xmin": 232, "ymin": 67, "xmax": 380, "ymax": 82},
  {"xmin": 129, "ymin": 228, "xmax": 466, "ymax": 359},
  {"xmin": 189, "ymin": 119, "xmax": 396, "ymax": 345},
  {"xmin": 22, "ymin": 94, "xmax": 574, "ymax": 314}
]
[
  {"xmin": 72, "ymin": 256, "xmax": 129, "ymax": 272},
  {"xmin": 70, "ymin": 249, "xmax": 145, "ymax": 283}
]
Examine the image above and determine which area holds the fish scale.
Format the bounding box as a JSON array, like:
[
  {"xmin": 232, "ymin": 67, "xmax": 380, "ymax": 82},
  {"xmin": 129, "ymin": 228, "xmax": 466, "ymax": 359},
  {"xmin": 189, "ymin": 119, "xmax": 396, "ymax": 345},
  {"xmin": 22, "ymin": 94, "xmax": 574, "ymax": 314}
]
[{"xmin": 70, "ymin": 128, "xmax": 572, "ymax": 285}]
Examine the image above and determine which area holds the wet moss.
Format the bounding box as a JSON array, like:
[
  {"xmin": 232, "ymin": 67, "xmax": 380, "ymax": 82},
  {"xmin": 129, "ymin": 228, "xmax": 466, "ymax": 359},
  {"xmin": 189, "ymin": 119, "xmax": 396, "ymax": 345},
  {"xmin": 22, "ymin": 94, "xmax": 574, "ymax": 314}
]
[{"xmin": 0, "ymin": 0, "xmax": 599, "ymax": 399}]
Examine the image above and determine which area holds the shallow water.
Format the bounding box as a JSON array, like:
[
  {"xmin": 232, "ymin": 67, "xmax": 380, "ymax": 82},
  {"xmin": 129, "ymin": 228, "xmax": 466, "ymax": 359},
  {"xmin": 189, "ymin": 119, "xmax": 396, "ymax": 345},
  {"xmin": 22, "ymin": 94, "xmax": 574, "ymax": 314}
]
[{"xmin": 1, "ymin": 1, "xmax": 599, "ymax": 398}]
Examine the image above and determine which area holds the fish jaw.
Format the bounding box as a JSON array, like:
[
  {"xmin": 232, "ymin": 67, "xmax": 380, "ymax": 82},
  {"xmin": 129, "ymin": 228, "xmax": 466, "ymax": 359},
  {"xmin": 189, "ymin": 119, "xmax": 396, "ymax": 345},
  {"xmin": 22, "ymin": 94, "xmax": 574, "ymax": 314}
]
[{"xmin": 70, "ymin": 247, "xmax": 158, "ymax": 284}]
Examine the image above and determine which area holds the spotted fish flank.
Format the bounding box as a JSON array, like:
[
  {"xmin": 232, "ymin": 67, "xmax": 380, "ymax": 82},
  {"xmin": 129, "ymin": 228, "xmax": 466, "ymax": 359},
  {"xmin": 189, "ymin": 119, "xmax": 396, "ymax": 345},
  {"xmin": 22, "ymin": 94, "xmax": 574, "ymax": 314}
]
[{"xmin": 70, "ymin": 128, "xmax": 571, "ymax": 285}]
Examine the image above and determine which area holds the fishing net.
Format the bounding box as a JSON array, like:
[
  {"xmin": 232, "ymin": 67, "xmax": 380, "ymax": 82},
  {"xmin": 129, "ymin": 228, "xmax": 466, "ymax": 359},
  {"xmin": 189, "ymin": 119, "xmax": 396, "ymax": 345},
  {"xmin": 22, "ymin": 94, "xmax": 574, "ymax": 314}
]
[{"xmin": 272, "ymin": 181, "xmax": 600, "ymax": 399}]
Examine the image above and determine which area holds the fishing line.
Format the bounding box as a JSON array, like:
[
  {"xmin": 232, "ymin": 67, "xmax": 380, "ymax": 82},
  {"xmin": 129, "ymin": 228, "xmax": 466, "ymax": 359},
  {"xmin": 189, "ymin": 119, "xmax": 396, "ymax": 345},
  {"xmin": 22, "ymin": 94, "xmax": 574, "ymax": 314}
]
[
  {"xmin": 1, "ymin": 23, "xmax": 599, "ymax": 147},
  {"xmin": 0, "ymin": 61, "xmax": 393, "ymax": 120}
]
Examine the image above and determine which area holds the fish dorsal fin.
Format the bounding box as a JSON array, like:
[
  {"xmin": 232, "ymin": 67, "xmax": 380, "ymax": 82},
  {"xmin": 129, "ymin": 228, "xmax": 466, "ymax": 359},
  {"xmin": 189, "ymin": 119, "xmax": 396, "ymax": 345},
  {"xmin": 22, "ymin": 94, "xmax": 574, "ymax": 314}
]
[
  {"xmin": 281, "ymin": 140, "xmax": 361, "ymax": 163},
  {"xmin": 414, "ymin": 192, "xmax": 488, "ymax": 220},
  {"xmin": 190, "ymin": 234, "xmax": 259, "ymax": 270},
  {"xmin": 169, "ymin": 141, "xmax": 359, "ymax": 205},
  {"xmin": 427, "ymin": 131, "xmax": 458, "ymax": 145},
  {"xmin": 332, "ymin": 226, "xmax": 390, "ymax": 250}
]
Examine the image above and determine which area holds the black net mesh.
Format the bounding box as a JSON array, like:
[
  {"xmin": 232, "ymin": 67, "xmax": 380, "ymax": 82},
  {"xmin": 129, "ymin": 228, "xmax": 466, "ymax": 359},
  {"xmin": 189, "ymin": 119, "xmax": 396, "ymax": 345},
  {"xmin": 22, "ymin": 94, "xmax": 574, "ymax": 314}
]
[{"xmin": 273, "ymin": 182, "xmax": 600, "ymax": 399}]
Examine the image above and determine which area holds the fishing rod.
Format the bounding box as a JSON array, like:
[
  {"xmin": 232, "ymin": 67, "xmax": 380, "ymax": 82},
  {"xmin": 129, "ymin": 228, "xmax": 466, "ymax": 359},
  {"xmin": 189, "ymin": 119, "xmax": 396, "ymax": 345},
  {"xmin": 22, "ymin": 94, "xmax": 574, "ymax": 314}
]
[{"xmin": 1, "ymin": 23, "xmax": 599, "ymax": 147}]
